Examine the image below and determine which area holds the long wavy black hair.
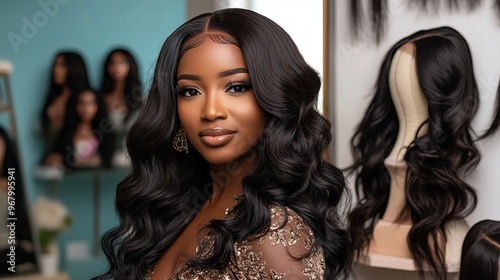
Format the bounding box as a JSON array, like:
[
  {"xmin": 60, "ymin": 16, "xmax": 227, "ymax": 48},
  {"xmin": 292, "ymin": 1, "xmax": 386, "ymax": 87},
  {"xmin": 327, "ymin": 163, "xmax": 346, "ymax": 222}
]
[
  {"xmin": 99, "ymin": 48, "xmax": 143, "ymax": 121},
  {"xmin": 347, "ymin": 26, "xmax": 480, "ymax": 279},
  {"xmin": 55, "ymin": 89, "xmax": 115, "ymax": 168},
  {"xmin": 459, "ymin": 219, "xmax": 500, "ymax": 280},
  {"xmin": 41, "ymin": 51, "xmax": 90, "ymax": 130},
  {"xmin": 350, "ymin": 0, "xmax": 494, "ymax": 44},
  {"xmin": 94, "ymin": 8, "xmax": 352, "ymax": 280}
]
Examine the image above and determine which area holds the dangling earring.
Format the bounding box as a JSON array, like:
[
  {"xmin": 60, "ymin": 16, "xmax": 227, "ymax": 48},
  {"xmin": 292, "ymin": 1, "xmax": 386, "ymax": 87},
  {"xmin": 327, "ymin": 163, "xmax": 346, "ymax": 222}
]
[{"xmin": 172, "ymin": 127, "xmax": 189, "ymax": 153}]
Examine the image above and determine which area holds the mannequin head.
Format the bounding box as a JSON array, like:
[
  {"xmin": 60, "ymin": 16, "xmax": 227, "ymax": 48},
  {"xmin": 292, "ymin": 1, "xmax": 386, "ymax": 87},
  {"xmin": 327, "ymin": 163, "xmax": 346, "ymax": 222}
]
[
  {"xmin": 107, "ymin": 51, "xmax": 130, "ymax": 82},
  {"xmin": 53, "ymin": 55, "xmax": 67, "ymax": 85},
  {"xmin": 65, "ymin": 89, "xmax": 107, "ymax": 129},
  {"xmin": 50, "ymin": 52, "xmax": 89, "ymax": 93},
  {"xmin": 348, "ymin": 26, "xmax": 479, "ymax": 279},
  {"xmin": 100, "ymin": 48, "xmax": 142, "ymax": 117},
  {"xmin": 102, "ymin": 49, "xmax": 139, "ymax": 85},
  {"xmin": 76, "ymin": 90, "xmax": 99, "ymax": 124},
  {"xmin": 459, "ymin": 220, "xmax": 500, "ymax": 280}
]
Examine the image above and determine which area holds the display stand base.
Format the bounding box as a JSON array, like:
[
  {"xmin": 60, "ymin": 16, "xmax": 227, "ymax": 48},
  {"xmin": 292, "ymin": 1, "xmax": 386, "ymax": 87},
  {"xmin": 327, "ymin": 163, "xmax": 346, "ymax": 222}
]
[{"xmin": 359, "ymin": 218, "xmax": 469, "ymax": 273}]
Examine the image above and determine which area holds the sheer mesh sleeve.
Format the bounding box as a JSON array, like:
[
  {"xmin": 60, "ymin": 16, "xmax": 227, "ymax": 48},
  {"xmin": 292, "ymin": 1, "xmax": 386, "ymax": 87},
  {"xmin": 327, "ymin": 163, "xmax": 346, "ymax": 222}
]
[
  {"xmin": 148, "ymin": 205, "xmax": 326, "ymax": 280},
  {"xmin": 233, "ymin": 206, "xmax": 325, "ymax": 279}
]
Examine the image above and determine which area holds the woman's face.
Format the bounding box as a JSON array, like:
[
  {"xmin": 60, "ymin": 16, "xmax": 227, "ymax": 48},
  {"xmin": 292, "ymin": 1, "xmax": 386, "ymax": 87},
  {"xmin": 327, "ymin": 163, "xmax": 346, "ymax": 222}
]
[
  {"xmin": 176, "ymin": 38, "xmax": 266, "ymax": 165},
  {"xmin": 107, "ymin": 52, "xmax": 130, "ymax": 82},
  {"xmin": 77, "ymin": 90, "xmax": 98, "ymax": 123},
  {"xmin": 53, "ymin": 55, "xmax": 67, "ymax": 85}
]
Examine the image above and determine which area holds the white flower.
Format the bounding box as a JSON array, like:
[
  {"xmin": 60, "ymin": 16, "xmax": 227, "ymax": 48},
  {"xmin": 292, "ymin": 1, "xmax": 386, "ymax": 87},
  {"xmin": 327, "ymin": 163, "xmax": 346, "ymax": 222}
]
[{"xmin": 33, "ymin": 197, "xmax": 69, "ymax": 231}]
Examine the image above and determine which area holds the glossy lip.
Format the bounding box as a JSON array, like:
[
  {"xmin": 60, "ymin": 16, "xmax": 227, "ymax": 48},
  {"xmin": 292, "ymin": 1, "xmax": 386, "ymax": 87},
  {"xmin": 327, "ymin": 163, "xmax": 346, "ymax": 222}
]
[{"xmin": 199, "ymin": 127, "xmax": 237, "ymax": 147}]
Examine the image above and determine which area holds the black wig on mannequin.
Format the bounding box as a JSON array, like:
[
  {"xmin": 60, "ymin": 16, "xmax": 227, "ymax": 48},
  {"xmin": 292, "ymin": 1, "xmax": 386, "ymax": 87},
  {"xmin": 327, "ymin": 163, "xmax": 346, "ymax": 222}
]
[
  {"xmin": 459, "ymin": 219, "xmax": 500, "ymax": 280},
  {"xmin": 94, "ymin": 8, "xmax": 352, "ymax": 280},
  {"xmin": 347, "ymin": 26, "xmax": 479, "ymax": 279},
  {"xmin": 99, "ymin": 48, "xmax": 143, "ymax": 121},
  {"xmin": 41, "ymin": 51, "xmax": 90, "ymax": 129},
  {"xmin": 350, "ymin": 0, "xmax": 494, "ymax": 44},
  {"xmin": 55, "ymin": 89, "xmax": 115, "ymax": 168}
]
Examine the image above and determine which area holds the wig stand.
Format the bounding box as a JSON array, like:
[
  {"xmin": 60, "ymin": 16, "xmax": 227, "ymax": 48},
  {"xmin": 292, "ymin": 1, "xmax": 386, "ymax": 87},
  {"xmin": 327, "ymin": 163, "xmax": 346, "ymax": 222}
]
[{"xmin": 356, "ymin": 157, "xmax": 469, "ymax": 273}]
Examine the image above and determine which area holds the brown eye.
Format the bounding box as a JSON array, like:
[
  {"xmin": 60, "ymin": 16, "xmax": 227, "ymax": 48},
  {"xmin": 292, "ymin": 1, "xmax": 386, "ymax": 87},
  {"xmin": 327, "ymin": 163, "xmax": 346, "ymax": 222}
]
[
  {"xmin": 176, "ymin": 87, "xmax": 200, "ymax": 97},
  {"xmin": 227, "ymin": 83, "xmax": 252, "ymax": 93}
]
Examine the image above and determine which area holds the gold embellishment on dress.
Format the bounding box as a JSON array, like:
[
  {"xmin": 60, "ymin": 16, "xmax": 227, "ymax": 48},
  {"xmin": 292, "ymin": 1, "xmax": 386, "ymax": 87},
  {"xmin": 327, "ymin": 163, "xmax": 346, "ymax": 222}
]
[
  {"xmin": 270, "ymin": 269, "xmax": 285, "ymax": 280},
  {"xmin": 145, "ymin": 204, "xmax": 325, "ymax": 279},
  {"xmin": 302, "ymin": 249, "xmax": 325, "ymax": 279}
]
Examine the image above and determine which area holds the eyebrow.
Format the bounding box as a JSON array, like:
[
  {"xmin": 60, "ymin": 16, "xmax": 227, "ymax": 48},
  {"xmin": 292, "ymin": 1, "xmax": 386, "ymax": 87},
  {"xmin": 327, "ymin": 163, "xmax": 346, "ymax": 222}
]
[
  {"xmin": 217, "ymin": 67, "xmax": 248, "ymax": 78},
  {"xmin": 177, "ymin": 67, "xmax": 248, "ymax": 81}
]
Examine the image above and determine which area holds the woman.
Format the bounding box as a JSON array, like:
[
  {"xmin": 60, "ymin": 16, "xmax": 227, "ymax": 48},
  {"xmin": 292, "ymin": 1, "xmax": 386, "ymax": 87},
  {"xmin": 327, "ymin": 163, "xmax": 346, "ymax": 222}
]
[
  {"xmin": 95, "ymin": 8, "xmax": 352, "ymax": 280},
  {"xmin": 47, "ymin": 89, "xmax": 115, "ymax": 169},
  {"xmin": 41, "ymin": 51, "xmax": 90, "ymax": 157}
]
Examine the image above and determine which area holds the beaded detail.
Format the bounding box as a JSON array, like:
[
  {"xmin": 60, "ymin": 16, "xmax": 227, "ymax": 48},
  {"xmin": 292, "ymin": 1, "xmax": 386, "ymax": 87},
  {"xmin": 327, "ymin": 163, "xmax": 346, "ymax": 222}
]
[{"xmin": 145, "ymin": 203, "xmax": 324, "ymax": 279}]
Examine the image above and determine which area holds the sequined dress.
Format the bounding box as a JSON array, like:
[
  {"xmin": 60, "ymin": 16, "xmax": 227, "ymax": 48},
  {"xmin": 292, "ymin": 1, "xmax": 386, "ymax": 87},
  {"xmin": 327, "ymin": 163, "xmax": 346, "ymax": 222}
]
[{"xmin": 145, "ymin": 205, "xmax": 325, "ymax": 280}]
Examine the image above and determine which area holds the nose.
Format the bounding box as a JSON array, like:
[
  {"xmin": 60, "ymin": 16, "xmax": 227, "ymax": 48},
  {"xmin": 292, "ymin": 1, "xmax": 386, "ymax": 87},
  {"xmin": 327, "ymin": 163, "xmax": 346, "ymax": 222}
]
[{"xmin": 201, "ymin": 91, "xmax": 227, "ymax": 122}]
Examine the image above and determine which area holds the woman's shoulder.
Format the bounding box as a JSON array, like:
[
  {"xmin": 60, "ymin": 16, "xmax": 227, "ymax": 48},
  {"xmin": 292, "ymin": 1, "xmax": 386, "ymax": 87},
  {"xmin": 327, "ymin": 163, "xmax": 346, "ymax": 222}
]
[
  {"xmin": 167, "ymin": 204, "xmax": 325, "ymax": 280},
  {"xmin": 233, "ymin": 205, "xmax": 325, "ymax": 279},
  {"xmin": 257, "ymin": 205, "xmax": 317, "ymax": 257}
]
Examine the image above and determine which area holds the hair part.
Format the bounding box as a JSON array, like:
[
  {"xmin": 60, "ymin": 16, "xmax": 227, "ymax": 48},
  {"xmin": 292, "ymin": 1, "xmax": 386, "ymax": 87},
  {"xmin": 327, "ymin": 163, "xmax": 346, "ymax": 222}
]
[{"xmin": 459, "ymin": 220, "xmax": 500, "ymax": 280}]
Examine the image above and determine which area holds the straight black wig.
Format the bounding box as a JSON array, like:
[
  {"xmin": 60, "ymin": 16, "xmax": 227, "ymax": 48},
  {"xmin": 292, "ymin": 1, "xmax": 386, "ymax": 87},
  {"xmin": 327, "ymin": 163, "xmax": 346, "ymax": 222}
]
[
  {"xmin": 99, "ymin": 48, "xmax": 143, "ymax": 121},
  {"xmin": 55, "ymin": 89, "xmax": 115, "ymax": 168},
  {"xmin": 347, "ymin": 26, "xmax": 480, "ymax": 280},
  {"xmin": 94, "ymin": 8, "xmax": 353, "ymax": 280},
  {"xmin": 350, "ymin": 0, "xmax": 495, "ymax": 44},
  {"xmin": 41, "ymin": 51, "xmax": 90, "ymax": 129}
]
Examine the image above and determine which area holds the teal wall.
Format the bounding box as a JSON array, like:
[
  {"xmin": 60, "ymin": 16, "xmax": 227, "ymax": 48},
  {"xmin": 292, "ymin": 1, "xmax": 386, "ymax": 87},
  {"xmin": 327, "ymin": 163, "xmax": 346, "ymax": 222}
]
[{"xmin": 0, "ymin": 0, "xmax": 186, "ymax": 279}]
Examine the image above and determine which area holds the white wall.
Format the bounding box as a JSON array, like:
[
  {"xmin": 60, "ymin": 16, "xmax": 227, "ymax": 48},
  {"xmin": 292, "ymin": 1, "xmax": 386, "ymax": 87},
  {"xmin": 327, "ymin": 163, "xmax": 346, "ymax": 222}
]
[
  {"xmin": 331, "ymin": 1, "xmax": 500, "ymax": 226},
  {"xmin": 251, "ymin": 0, "xmax": 324, "ymax": 113}
]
